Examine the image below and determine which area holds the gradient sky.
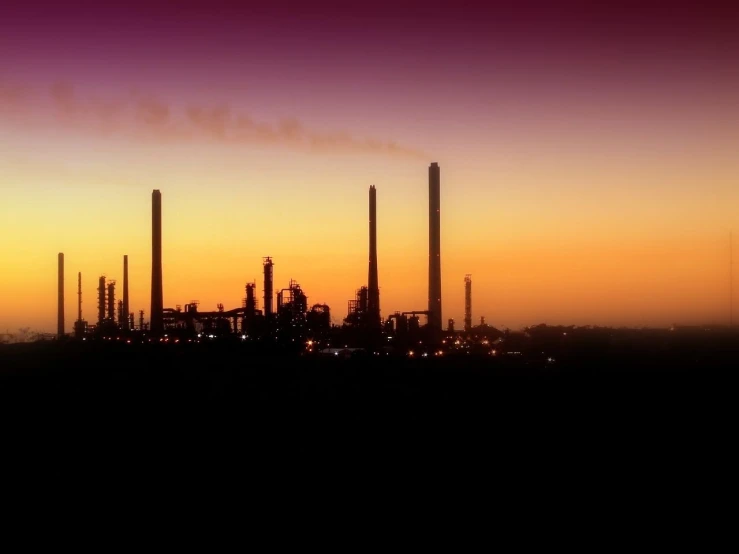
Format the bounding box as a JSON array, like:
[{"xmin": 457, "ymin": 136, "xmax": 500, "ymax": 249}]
[{"xmin": 2, "ymin": 0, "xmax": 738, "ymax": 333}]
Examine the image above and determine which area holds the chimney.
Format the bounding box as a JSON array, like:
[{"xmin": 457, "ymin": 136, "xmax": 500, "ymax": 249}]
[
  {"xmin": 57, "ymin": 253, "xmax": 64, "ymax": 337},
  {"xmin": 428, "ymin": 163, "xmax": 442, "ymax": 332},
  {"xmin": 122, "ymin": 255, "xmax": 129, "ymax": 330},
  {"xmin": 77, "ymin": 272, "xmax": 82, "ymax": 323},
  {"xmin": 464, "ymin": 274, "xmax": 472, "ymax": 332},
  {"xmin": 151, "ymin": 190, "xmax": 164, "ymax": 334},
  {"xmin": 368, "ymin": 185, "xmax": 380, "ymax": 327}
]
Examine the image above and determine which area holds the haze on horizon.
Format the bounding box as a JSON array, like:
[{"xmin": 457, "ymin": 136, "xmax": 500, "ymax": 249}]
[{"xmin": 1, "ymin": 0, "xmax": 738, "ymax": 334}]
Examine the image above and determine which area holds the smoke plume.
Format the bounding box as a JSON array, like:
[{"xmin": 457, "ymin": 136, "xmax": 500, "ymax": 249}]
[{"xmin": 1, "ymin": 79, "xmax": 427, "ymax": 159}]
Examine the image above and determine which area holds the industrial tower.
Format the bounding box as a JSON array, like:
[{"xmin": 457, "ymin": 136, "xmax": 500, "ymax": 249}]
[
  {"xmin": 151, "ymin": 190, "xmax": 164, "ymax": 334},
  {"xmin": 107, "ymin": 280, "xmax": 116, "ymax": 321},
  {"xmin": 77, "ymin": 272, "xmax": 82, "ymax": 323},
  {"xmin": 98, "ymin": 276, "xmax": 106, "ymax": 325},
  {"xmin": 428, "ymin": 162, "xmax": 442, "ymax": 332},
  {"xmin": 122, "ymin": 255, "xmax": 130, "ymax": 331},
  {"xmin": 57, "ymin": 253, "xmax": 64, "ymax": 337},
  {"xmin": 263, "ymin": 257, "xmax": 274, "ymax": 320},
  {"xmin": 464, "ymin": 274, "xmax": 472, "ymax": 332},
  {"xmin": 74, "ymin": 271, "xmax": 86, "ymax": 338},
  {"xmin": 368, "ymin": 185, "xmax": 381, "ymax": 328}
]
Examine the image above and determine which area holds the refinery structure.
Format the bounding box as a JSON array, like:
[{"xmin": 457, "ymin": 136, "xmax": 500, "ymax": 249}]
[{"xmin": 54, "ymin": 163, "xmax": 496, "ymax": 355}]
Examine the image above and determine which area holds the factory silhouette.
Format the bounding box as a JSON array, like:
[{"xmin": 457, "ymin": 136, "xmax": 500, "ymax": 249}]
[
  {"xmin": 55, "ymin": 162, "xmax": 487, "ymax": 356},
  {"xmin": 9, "ymin": 161, "xmax": 738, "ymax": 481}
]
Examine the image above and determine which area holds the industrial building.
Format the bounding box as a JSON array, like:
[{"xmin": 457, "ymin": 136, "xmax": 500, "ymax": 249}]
[{"xmin": 56, "ymin": 161, "xmax": 467, "ymax": 354}]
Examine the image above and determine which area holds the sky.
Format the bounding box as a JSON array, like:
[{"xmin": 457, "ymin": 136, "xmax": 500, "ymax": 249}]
[{"xmin": 1, "ymin": 0, "xmax": 738, "ymax": 333}]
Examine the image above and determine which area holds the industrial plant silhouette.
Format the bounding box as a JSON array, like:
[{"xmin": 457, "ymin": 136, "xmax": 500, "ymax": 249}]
[
  {"xmin": 3, "ymin": 161, "xmax": 736, "ymax": 482},
  {"xmin": 53, "ymin": 162, "xmax": 459, "ymax": 355},
  {"xmin": 14, "ymin": 158, "xmax": 739, "ymax": 368}
]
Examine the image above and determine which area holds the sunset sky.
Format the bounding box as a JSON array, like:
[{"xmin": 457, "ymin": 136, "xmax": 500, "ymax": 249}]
[{"xmin": 1, "ymin": 0, "xmax": 738, "ymax": 333}]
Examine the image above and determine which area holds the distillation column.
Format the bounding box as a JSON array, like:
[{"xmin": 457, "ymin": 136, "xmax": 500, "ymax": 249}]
[
  {"xmin": 107, "ymin": 281, "xmax": 116, "ymax": 322},
  {"xmin": 98, "ymin": 276, "xmax": 106, "ymax": 325},
  {"xmin": 263, "ymin": 257, "xmax": 274, "ymax": 320}
]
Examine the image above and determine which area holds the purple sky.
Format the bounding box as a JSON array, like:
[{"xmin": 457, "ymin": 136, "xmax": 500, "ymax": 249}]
[{"xmin": 2, "ymin": 0, "xmax": 739, "ymax": 331}]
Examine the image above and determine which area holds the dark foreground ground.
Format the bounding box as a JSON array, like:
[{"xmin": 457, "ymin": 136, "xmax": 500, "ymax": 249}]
[{"xmin": 1, "ymin": 339, "xmax": 735, "ymax": 493}]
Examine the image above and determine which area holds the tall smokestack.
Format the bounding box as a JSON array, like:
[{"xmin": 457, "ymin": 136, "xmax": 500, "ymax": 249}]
[
  {"xmin": 368, "ymin": 185, "xmax": 380, "ymax": 327},
  {"xmin": 77, "ymin": 272, "xmax": 82, "ymax": 323},
  {"xmin": 428, "ymin": 162, "xmax": 442, "ymax": 332},
  {"xmin": 122, "ymin": 255, "xmax": 129, "ymax": 331},
  {"xmin": 464, "ymin": 274, "xmax": 472, "ymax": 332},
  {"xmin": 151, "ymin": 190, "xmax": 164, "ymax": 334},
  {"xmin": 731, "ymin": 231, "xmax": 734, "ymax": 327},
  {"xmin": 57, "ymin": 253, "xmax": 64, "ymax": 337}
]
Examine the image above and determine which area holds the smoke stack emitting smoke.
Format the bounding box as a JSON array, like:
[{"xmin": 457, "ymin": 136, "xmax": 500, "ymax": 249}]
[
  {"xmin": 56, "ymin": 169, "xmax": 440, "ymax": 336},
  {"xmin": 428, "ymin": 162, "xmax": 442, "ymax": 331},
  {"xmin": 151, "ymin": 190, "xmax": 163, "ymax": 334}
]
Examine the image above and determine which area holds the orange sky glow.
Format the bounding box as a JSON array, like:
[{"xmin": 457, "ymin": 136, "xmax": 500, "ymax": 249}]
[{"xmin": 1, "ymin": 2, "xmax": 738, "ymax": 333}]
